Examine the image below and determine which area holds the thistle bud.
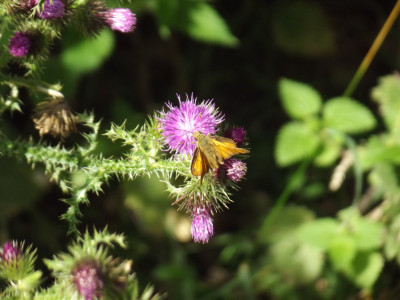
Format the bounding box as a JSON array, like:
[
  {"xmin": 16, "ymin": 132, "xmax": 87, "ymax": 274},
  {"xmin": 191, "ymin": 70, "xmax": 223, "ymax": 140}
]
[
  {"xmin": 100, "ymin": 8, "xmax": 136, "ymax": 33},
  {"xmin": 1, "ymin": 241, "xmax": 19, "ymax": 263},
  {"xmin": 9, "ymin": 32, "xmax": 32, "ymax": 57},
  {"xmin": 191, "ymin": 206, "xmax": 214, "ymax": 244},
  {"xmin": 73, "ymin": 261, "xmax": 104, "ymax": 300},
  {"xmin": 36, "ymin": 0, "xmax": 65, "ymax": 19},
  {"xmin": 219, "ymin": 158, "xmax": 247, "ymax": 183},
  {"xmin": 224, "ymin": 127, "xmax": 247, "ymax": 146}
]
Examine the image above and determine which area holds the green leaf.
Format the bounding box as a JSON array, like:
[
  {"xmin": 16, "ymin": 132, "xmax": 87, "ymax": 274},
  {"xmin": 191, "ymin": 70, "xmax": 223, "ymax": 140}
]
[
  {"xmin": 359, "ymin": 135, "xmax": 400, "ymax": 169},
  {"xmin": 368, "ymin": 163, "xmax": 399, "ymax": 195},
  {"xmin": 275, "ymin": 121, "xmax": 320, "ymax": 166},
  {"xmin": 259, "ymin": 205, "xmax": 315, "ymax": 243},
  {"xmin": 348, "ymin": 251, "xmax": 384, "ymax": 289},
  {"xmin": 185, "ymin": 2, "xmax": 239, "ymax": 46},
  {"xmin": 296, "ymin": 218, "xmax": 339, "ymax": 249},
  {"xmin": 278, "ymin": 78, "xmax": 322, "ymax": 119},
  {"xmin": 384, "ymin": 215, "xmax": 400, "ymax": 260},
  {"xmin": 328, "ymin": 234, "xmax": 356, "ymax": 272},
  {"xmin": 314, "ymin": 138, "xmax": 342, "ymax": 167},
  {"xmin": 61, "ymin": 29, "xmax": 115, "ymax": 74},
  {"xmin": 156, "ymin": 0, "xmax": 239, "ymax": 47},
  {"xmin": 338, "ymin": 207, "xmax": 383, "ymax": 251},
  {"xmin": 270, "ymin": 239, "xmax": 324, "ymax": 284},
  {"xmin": 371, "ymin": 74, "xmax": 400, "ymax": 132},
  {"xmin": 323, "ymin": 97, "xmax": 376, "ymax": 134}
]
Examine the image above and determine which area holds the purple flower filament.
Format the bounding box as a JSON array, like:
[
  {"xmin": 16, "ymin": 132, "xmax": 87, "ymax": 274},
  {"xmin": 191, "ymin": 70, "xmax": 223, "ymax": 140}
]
[{"xmin": 158, "ymin": 94, "xmax": 224, "ymax": 156}]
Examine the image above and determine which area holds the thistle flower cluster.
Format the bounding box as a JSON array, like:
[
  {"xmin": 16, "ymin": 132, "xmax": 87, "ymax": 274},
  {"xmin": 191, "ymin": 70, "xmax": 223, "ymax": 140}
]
[
  {"xmin": 0, "ymin": 231, "xmax": 161, "ymax": 299},
  {"xmin": 6, "ymin": 0, "xmax": 137, "ymax": 58},
  {"xmin": 157, "ymin": 94, "xmax": 224, "ymax": 156},
  {"xmin": 158, "ymin": 94, "xmax": 249, "ymax": 243}
]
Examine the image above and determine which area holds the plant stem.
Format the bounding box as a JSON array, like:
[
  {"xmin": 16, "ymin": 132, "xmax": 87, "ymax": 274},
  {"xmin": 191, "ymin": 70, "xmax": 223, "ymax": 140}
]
[
  {"xmin": 258, "ymin": 158, "xmax": 310, "ymax": 239},
  {"xmin": 0, "ymin": 74, "xmax": 64, "ymax": 98},
  {"xmin": 343, "ymin": 0, "xmax": 400, "ymax": 97}
]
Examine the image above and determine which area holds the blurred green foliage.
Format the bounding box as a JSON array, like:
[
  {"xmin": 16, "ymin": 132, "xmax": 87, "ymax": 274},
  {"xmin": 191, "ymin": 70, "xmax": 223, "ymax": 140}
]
[{"xmin": 3, "ymin": 0, "xmax": 400, "ymax": 299}]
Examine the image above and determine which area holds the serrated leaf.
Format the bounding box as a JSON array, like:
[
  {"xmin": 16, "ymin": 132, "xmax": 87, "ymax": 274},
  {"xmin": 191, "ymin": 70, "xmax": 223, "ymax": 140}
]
[
  {"xmin": 275, "ymin": 122, "xmax": 320, "ymax": 166},
  {"xmin": 323, "ymin": 97, "xmax": 376, "ymax": 134},
  {"xmin": 296, "ymin": 218, "xmax": 339, "ymax": 249},
  {"xmin": 279, "ymin": 78, "xmax": 322, "ymax": 119},
  {"xmin": 61, "ymin": 29, "xmax": 115, "ymax": 74},
  {"xmin": 328, "ymin": 234, "xmax": 356, "ymax": 272},
  {"xmin": 371, "ymin": 74, "xmax": 400, "ymax": 132}
]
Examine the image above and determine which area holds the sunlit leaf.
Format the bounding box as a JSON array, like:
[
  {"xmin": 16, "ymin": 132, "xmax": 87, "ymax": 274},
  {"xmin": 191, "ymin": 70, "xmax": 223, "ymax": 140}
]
[
  {"xmin": 156, "ymin": 0, "xmax": 238, "ymax": 47},
  {"xmin": 296, "ymin": 218, "xmax": 339, "ymax": 249},
  {"xmin": 328, "ymin": 234, "xmax": 356, "ymax": 272},
  {"xmin": 349, "ymin": 251, "xmax": 384, "ymax": 289},
  {"xmin": 314, "ymin": 138, "xmax": 342, "ymax": 167},
  {"xmin": 371, "ymin": 74, "xmax": 400, "ymax": 132},
  {"xmin": 359, "ymin": 135, "xmax": 400, "ymax": 169},
  {"xmin": 275, "ymin": 121, "xmax": 320, "ymax": 166},
  {"xmin": 279, "ymin": 78, "xmax": 322, "ymax": 119},
  {"xmin": 323, "ymin": 97, "xmax": 376, "ymax": 134},
  {"xmin": 338, "ymin": 207, "xmax": 383, "ymax": 251}
]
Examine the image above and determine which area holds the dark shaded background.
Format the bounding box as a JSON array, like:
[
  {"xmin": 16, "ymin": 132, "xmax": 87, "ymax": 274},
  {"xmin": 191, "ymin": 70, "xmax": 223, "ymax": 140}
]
[{"xmin": 2, "ymin": 0, "xmax": 400, "ymax": 299}]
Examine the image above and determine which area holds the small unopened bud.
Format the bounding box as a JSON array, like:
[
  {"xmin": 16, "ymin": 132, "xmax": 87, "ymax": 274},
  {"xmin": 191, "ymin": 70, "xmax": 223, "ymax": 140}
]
[{"xmin": 224, "ymin": 127, "xmax": 247, "ymax": 145}]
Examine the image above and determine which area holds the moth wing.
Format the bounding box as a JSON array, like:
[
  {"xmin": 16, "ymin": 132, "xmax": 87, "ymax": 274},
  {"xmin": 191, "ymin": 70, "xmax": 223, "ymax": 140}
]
[
  {"xmin": 211, "ymin": 137, "xmax": 250, "ymax": 160},
  {"xmin": 191, "ymin": 148, "xmax": 210, "ymax": 182},
  {"xmin": 211, "ymin": 136, "xmax": 237, "ymax": 147}
]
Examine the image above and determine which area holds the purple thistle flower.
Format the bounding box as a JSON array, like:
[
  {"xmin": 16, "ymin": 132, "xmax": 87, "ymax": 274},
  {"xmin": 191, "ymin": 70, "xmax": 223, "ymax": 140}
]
[
  {"xmin": 36, "ymin": 0, "xmax": 65, "ymax": 19},
  {"xmin": 191, "ymin": 206, "xmax": 214, "ymax": 244},
  {"xmin": 74, "ymin": 261, "xmax": 104, "ymax": 300},
  {"xmin": 9, "ymin": 32, "xmax": 31, "ymax": 57},
  {"xmin": 219, "ymin": 158, "xmax": 247, "ymax": 183},
  {"xmin": 158, "ymin": 94, "xmax": 224, "ymax": 156},
  {"xmin": 1, "ymin": 241, "xmax": 19, "ymax": 262},
  {"xmin": 102, "ymin": 8, "xmax": 136, "ymax": 33},
  {"xmin": 224, "ymin": 127, "xmax": 247, "ymax": 146}
]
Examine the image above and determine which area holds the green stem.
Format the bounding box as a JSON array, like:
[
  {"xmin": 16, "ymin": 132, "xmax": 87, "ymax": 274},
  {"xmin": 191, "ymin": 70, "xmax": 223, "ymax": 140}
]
[
  {"xmin": 343, "ymin": 0, "xmax": 400, "ymax": 97},
  {"xmin": 258, "ymin": 158, "xmax": 310, "ymax": 239},
  {"xmin": 344, "ymin": 136, "xmax": 362, "ymax": 206},
  {"xmin": 0, "ymin": 74, "xmax": 64, "ymax": 98}
]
